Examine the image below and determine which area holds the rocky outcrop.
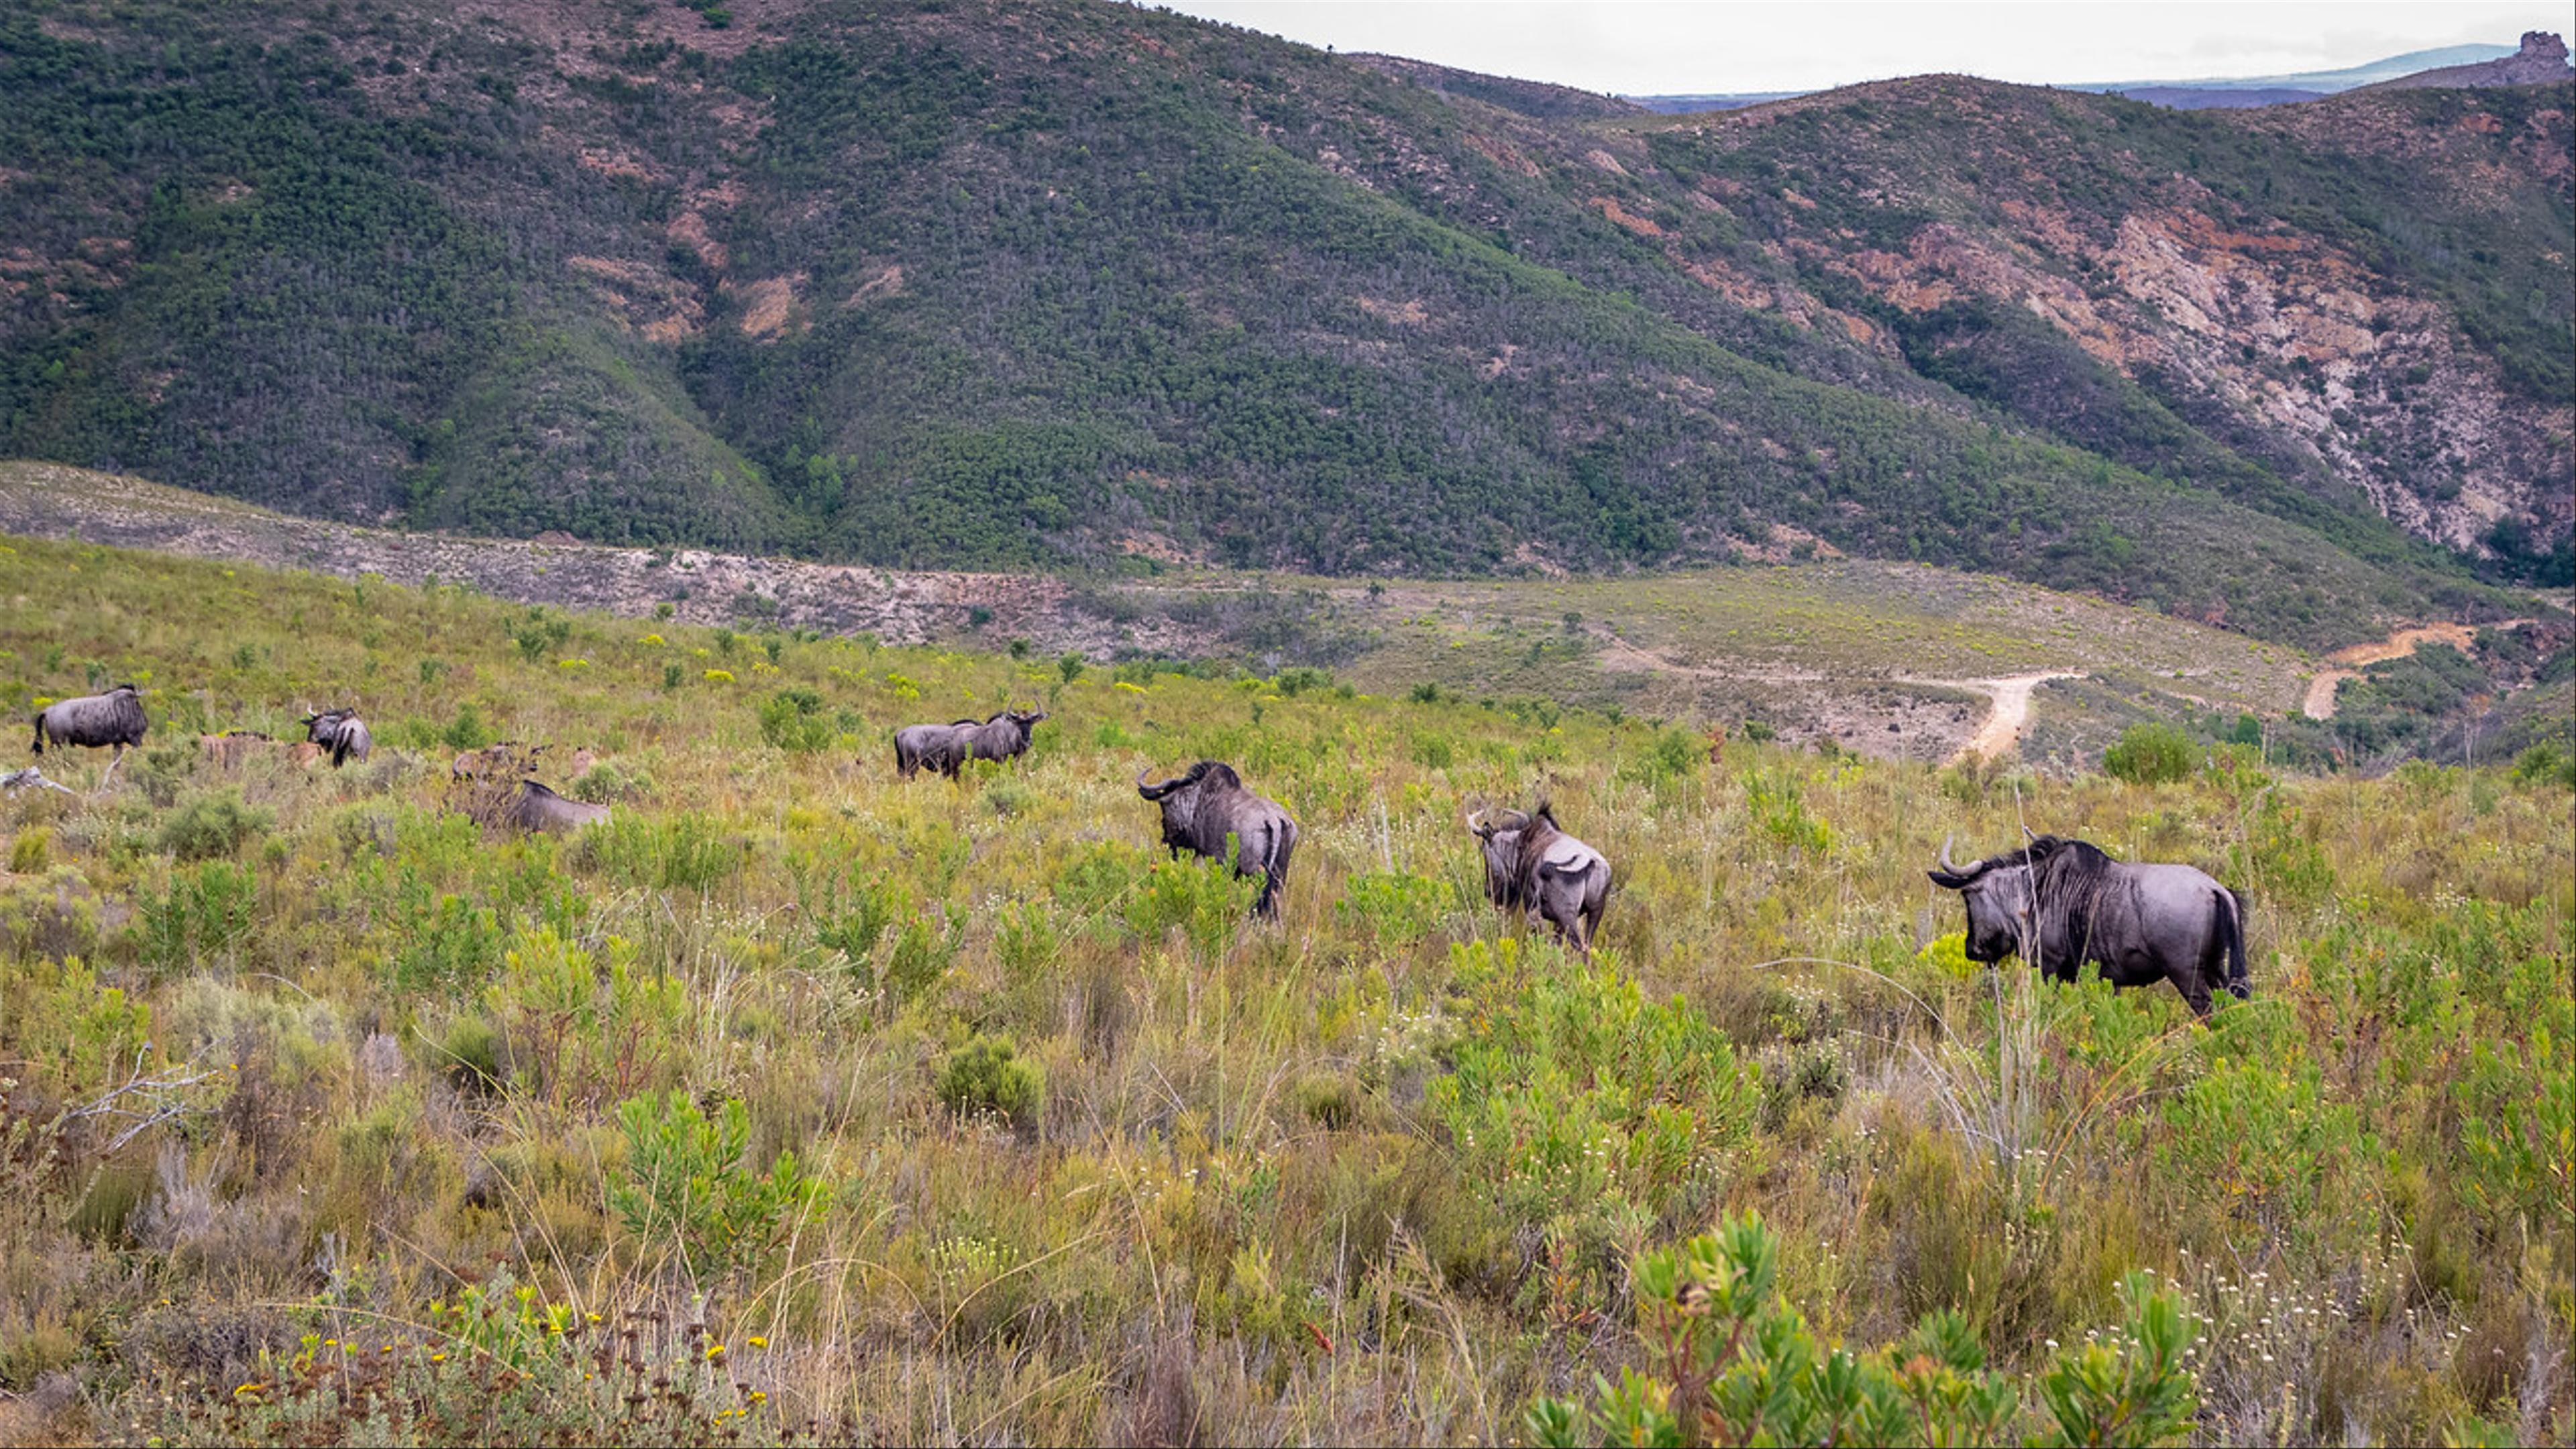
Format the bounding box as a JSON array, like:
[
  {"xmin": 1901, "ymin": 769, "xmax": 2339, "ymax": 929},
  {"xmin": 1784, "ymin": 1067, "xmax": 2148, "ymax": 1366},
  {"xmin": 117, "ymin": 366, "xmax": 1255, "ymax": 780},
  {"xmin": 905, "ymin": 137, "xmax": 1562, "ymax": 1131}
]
[{"xmin": 2362, "ymin": 32, "xmax": 2573, "ymax": 91}]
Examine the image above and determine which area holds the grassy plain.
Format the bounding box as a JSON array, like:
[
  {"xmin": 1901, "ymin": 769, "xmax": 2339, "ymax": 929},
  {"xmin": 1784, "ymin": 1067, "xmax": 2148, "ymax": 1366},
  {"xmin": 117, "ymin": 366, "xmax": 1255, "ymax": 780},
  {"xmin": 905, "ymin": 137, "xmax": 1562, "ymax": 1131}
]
[{"xmin": 0, "ymin": 531, "xmax": 2568, "ymax": 1445}]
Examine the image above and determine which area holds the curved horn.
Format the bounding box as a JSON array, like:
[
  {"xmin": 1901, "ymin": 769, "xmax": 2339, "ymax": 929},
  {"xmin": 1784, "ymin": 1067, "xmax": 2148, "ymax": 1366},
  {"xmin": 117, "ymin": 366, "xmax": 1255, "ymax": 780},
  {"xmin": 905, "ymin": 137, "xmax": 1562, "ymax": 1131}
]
[
  {"xmin": 1464, "ymin": 802, "xmax": 1488, "ymax": 835},
  {"xmin": 1938, "ymin": 833, "xmax": 1962, "ymax": 874},
  {"xmin": 1137, "ymin": 767, "xmax": 1182, "ymax": 800},
  {"xmin": 2021, "ymin": 824, "xmax": 2039, "ymax": 843}
]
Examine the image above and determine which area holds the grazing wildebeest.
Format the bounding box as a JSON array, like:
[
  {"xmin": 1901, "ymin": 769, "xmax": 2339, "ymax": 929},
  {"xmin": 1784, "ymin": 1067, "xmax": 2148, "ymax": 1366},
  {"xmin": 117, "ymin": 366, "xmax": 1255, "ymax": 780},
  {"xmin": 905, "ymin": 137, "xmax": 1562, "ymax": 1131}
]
[
  {"xmin": 956, "ymin": 710, "xmax": 1046, "ymax": 770},
  {"xmin": 200, "ymin": 731, "xmax": 275, "ymax": 769},
  {"xmin": 505, "ymin": 780, "xmax": 610, "ymax": 834},
  {"xmin": 1927, "ymin": 833, "xmax": 2249, "ymax": 1015},
  {"xmin": 893, "ymin": 718, "xmax": 980, "ymax": 780},
  {"xmin": 32, "ymin": 686, "xmax": 147, "ymax": 767},
  {"xmin": 1465, "ymin": 800, "xmax": 1613, "ymax": 955},
  {"xmin": 301, "ymin": 708, "xmax": 374, "ymax": 767},
  {"xmin": 1135, "ymin": 761, "xmax": 1299, "ymax": 917},
  {"xmin": 894, "ymin": 710, "xmax": 1046, "ymax": 780}
]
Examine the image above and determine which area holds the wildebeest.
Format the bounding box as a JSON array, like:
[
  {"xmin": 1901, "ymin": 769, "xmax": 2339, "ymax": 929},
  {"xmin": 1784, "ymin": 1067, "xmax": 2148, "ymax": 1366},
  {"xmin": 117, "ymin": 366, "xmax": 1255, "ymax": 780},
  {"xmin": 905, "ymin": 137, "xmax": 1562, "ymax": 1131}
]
[
  {"xmin": 893, "ymin": 718, "xmax": 980, "ymax": 779},
  {"xmin": 1466, "ymin": 800, "xmax": 1613, "ymax": 955},
  {"xmin": 1135, "ymin": 761, "xmax": 1299, "ymax": 917},
  {"xmin": 451, "ymin": 742, "xmax": 531, "ymax": 780},
  {"xmin": 1927, "ymin": 833, "xmax": 2248, "ymax": 1014},
  {"xmin": 302, "ymin": 708, "xmax": 373, "ymax": 767},
  {"xmin": 505, "ymin": 780, "xmax": 610, "ymax": 834},
  {"xmin": 32, "ymin": 685, "xmax": 147, "ymax": 759},
  {"xmin": 894, "ymin": 710, "xmax": 1047, "ymax": 780},
  {"xmin": 199, "ymin": 731, "xmax": 275, "ymax": 769}
]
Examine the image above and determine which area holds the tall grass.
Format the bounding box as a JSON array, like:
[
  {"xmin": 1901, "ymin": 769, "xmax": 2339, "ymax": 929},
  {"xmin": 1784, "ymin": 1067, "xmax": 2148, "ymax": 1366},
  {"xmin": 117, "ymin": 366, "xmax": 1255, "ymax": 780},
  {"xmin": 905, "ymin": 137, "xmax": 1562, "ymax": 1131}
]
[{"xmin": 0, "ymin": 533, "xmax": 2567, "ymax": 1445}]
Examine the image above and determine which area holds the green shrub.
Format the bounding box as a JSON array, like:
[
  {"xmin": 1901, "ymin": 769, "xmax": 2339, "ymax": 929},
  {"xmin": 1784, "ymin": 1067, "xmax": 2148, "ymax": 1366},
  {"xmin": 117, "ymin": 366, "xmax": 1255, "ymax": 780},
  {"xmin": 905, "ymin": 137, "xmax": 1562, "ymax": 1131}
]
[
  {"xmin": 756, "ymin": 688, "xmax": 834, "ymax": 752},
  {"xmin": 2512, "ymin": 741, "xmax": 2575, "ymax": 788},
  {"xmin": 1527, "ymin": 1213, "xmax": 2200, "ymax": 1448},
  {"xmin": 880, "ymin": 910, "xmax": 962, "ymax": 1007},
  {"xmin": 441, "ymin": 703, "xmax": 496, "ymax": 751},
  {"xmin": 609, "ymin": 1091, "xmax": 827, "ymax": 1279},
  {"xmin": 935, "ymin": 1035, "xmax": 1043, "ymax": 1128},
  {"xmin": 441, "ymin": 1015, "xmax": 506, "ymax": 1095},
  {"xmin": 1124, "ymin": 852, "xmax": 1256, "ymax": 958},
  {"xmin": 1335, "ymin": 869, "xmax": 1448, "ymax": 945},
  {"xmin": 156, "ymin": 790, "xmax": 271, "ymax": 862},
  {"xmin": 566, "ymin": 759, "xmax": 652, "ymax": 804},
  {"xmin": 2103, "ymin": 722, "xmax": 2202, "ymax": 784},
  {"xmin": 1273, "ymin": 666, "xmax": 1331, "ymax": 696}
]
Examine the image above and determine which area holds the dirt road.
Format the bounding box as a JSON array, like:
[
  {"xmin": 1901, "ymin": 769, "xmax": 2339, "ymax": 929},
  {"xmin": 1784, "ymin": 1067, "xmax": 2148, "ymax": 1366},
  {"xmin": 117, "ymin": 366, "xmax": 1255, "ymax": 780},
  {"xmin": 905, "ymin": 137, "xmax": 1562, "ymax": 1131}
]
[
  {"xmin": 2300, "ymin": 621, "xmax": 2536, "ymax": 719},
  {"xmin": 1928, "ymin": 672, "xmax": 2085, "ymax": 764}
]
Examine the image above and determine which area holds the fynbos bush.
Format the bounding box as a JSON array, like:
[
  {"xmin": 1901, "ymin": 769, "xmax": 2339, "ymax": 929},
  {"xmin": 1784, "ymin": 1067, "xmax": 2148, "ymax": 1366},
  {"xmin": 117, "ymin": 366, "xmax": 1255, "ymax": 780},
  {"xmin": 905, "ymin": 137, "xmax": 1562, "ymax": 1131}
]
[
  {"xmin": 609, "ymin": 1091, "xmax": 826, "ymax": 1280},
  {"xmin": 1529, "ymin": 1212, "xmax": 2200, "ymax": 1448},
  {"xmin": 935, "ymin": 1035, "xmax": 1043, "ymax": 1129}
]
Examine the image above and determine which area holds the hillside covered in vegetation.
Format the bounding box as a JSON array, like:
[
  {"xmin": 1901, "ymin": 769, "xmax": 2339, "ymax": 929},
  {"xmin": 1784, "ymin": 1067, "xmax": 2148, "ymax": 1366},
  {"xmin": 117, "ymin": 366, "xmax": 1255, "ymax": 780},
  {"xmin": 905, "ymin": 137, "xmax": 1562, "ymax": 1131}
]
[
  {"xmin": 0, "ymin": 531, "xmax": 2568, "ymax": 1444},
  {"xmin": 0, "ymin": 0, "xmax": 2565, "ymax": 649}
]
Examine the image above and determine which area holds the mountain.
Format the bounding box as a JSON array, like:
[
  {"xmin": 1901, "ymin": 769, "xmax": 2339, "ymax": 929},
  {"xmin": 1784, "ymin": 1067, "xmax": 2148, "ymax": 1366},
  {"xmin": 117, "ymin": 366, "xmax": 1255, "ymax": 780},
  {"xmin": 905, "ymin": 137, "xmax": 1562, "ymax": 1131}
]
[
  {"xmin": 2355, "ymin": 32, "xmax": 2575, "ymax": 93},
  {"xmin": 1637, "ymin": 41, "xmax": 2542, "ymax": 115},
  {"xmin": 2098, "ymin": 87, "xmax": 2326, "ymax": 112},
  {"xmin": 0, "ymin": 0, "xmax": 2565, "ymax": 651},
  {"xmin": 2064, "ymin": 42, "xmax": 2520, "ymax": 97}
]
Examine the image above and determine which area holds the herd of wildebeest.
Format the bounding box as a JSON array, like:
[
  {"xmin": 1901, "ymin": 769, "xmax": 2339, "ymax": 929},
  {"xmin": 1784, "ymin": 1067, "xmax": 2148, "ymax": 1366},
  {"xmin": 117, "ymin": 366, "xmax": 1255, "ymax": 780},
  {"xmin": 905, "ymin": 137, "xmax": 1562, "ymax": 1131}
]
[{"xmin": 23, "ymin": 685, "xmax": 2255, "ymax": 1013}]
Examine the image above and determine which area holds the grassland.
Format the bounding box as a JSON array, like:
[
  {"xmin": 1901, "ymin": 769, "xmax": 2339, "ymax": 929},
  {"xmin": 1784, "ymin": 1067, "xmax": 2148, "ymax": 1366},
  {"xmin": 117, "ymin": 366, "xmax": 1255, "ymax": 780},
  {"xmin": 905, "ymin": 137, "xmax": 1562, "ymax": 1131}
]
[
  {"xmin": 1, "ymin": 460, "xmax": 2436, "ymax": 772},
  {"xmin": 0, "ymin": 531, "xmax": 2569, "ymax": 1446}
]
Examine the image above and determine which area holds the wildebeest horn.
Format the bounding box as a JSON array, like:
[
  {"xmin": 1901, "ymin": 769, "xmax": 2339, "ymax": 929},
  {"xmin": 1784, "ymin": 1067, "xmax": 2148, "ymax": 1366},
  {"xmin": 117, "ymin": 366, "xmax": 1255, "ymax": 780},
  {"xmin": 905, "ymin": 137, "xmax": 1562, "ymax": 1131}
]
[
  {"xmin": 1136, "ymin": 767, "xmax": 1181, "ymax": 800},
  {"xmin": 2021, "ymin": 824, "xmax": 2039, "ymax": 843},
  {"xmin": 1938, "ymin": 833, "xmax": 1962, "ymax": 874},
  {"xmin": 1464, "ymin": 802, "xmax": 1487, "ymax": 835}
]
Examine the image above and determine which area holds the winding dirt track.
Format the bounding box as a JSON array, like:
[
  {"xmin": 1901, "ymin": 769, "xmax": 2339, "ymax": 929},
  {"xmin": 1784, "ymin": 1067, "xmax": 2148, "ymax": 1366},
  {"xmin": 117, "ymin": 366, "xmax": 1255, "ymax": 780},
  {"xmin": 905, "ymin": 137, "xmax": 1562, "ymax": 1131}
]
[
  {"xmin": 1947, "ymin": 672, "xmax": 2085, "ymax": 764},
  {"xmin": 2300, "ymin": 621, "xmax": 2536, "ymax": 719}
]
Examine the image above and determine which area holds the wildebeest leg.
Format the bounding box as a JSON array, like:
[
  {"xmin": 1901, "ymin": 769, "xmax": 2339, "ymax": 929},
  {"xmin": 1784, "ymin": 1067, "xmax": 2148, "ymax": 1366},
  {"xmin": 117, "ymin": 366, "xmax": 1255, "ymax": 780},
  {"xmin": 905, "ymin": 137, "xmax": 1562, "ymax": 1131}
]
[{"xmin": 2177, "ymin": 969, "xmax": 2214, "ymax": 1018}]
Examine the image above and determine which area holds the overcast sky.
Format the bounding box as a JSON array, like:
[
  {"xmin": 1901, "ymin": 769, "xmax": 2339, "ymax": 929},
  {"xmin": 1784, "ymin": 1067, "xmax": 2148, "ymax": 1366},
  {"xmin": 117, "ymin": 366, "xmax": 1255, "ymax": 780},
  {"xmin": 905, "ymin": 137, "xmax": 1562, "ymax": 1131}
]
[{"xmin": 1153, "ymin": 2, "xmax": 2564, "ymax": 95}]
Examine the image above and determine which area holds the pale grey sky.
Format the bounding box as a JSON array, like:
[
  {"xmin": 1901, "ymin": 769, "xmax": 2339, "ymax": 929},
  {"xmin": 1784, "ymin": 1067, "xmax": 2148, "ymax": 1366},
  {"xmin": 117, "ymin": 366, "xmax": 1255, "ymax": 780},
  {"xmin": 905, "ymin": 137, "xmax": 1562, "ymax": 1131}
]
[{"xmin": 1155, "ymin": 2, "xmax": 2565, "ymax": 95}]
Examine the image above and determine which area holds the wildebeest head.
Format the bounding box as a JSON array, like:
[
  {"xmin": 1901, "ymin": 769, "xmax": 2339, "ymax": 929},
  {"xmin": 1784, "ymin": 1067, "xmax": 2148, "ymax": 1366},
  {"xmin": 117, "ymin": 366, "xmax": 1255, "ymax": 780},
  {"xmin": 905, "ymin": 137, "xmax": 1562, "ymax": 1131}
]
[
  {"xmin": 301, "ymin": 706, "xmax": 373, "ymax": 767},
  {"xmin": 1136, "ymin": 759, "xmax": 1232, "ymax": 845},
  {"xmin": 1926, "ymin": 833, "xmax": 2038, "ymax": 963},
  {"xmin": 1464, "ymin": 802, "xmax": 1541, "ymax": 907}
]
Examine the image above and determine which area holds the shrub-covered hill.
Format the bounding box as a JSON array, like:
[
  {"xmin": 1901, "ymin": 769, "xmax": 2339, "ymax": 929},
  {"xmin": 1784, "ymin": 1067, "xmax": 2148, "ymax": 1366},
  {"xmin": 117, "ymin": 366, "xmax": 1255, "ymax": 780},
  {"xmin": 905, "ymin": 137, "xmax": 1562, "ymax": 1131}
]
[
  {"xmin": 0, "ymin": 0, "xmax": 2559, "ymax": 647},
  {"xmin": 1, "ymin": 533, "xmax": 2569, "ymax": 1444}
]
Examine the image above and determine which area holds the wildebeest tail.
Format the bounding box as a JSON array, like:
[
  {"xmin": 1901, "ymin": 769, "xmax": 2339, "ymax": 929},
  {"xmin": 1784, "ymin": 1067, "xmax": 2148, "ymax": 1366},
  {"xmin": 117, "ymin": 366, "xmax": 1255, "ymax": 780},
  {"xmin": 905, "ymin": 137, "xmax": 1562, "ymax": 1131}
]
[
  {"xmin": 1255, "ymin": 819, "xmax": 1298, "ymax": 918},
  {"xmin": 2218, "ymin": 888, "xmax": 2250, "ymax": 1001}
]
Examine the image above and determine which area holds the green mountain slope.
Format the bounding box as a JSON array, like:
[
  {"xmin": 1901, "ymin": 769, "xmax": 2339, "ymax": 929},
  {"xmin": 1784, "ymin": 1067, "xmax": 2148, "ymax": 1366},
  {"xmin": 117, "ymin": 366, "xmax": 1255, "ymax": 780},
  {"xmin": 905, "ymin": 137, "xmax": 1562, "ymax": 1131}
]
[{"xmin": 0, "ymin": 0, "xmax": 2559, "ymax": 646}]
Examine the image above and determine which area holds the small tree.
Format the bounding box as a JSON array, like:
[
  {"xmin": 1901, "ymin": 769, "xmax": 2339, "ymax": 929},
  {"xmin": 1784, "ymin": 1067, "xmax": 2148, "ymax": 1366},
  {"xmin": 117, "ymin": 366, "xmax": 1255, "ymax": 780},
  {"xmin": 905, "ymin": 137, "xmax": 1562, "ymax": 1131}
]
[{"xmin": 2103, "ymin": 722, "xmax": 2200, "ymax": 785}]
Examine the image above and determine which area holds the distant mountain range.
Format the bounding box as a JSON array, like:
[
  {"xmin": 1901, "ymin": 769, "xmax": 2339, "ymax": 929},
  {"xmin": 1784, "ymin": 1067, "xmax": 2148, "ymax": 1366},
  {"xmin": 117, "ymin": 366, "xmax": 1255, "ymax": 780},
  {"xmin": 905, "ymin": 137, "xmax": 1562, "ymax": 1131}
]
[
  {"xmin": 1, "ymin": 0, "xmax": 2567, "ymax": 649},
  {"xmin": 2062, "ymin": 42, "xmax": 2518, "ymax": 97},
  {"xmin": 1629, "ymin": 38, "xmax": 2561, "ymax": 114}
]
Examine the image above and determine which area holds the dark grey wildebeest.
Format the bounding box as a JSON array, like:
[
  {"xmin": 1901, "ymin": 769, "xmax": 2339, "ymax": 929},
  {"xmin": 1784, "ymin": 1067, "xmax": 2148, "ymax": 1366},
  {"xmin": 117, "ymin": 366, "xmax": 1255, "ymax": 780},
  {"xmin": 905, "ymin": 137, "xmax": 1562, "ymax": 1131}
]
[
  {"xmin": 1466, "ymin": 801, "xmax": 1612, "ymax": 955},
  {"xmin": 1927, "ymin": 833, "xmax": 2248, "ymax": 1015},
  {"xmin": 894, "ymin": 710, "xmax": 1047, "ymax": 780},
  {"xmin": 1136, "ymin": 761, "xmax": 1299, "ymax": 917},
  {"xmin": 32, "ymin": 685, "xmax": 147, "ymax": 761},
  {"xmin": 301, "ymin": 707, "xmax": 374, "ymax": 768},
  {"xmin": 505, "ymin": 780, "xmax": 610, "ymax": 834},
  {"xmin": 893, "ymin": 718, "xmax": 981, "ymax": 779}
]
